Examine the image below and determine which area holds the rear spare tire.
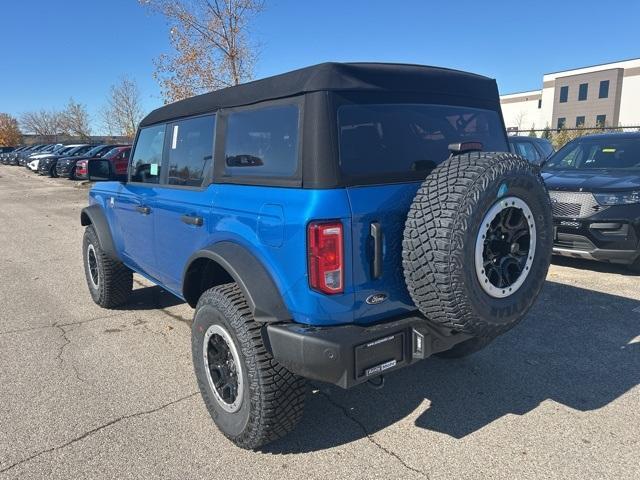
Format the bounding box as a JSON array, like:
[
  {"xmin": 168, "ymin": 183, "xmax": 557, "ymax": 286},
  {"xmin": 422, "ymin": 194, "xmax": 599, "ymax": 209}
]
[{"xmin": 402, "ymin": 152, "xmax": 552, "ymax": 344}]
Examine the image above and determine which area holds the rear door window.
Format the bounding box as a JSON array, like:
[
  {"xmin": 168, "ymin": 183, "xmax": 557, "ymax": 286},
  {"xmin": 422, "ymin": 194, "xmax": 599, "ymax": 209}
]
[
  {"xmin": 512, "ymin": 141, "xmax": 541, "ymax": 162},
  {"xmin": 537, "ymin": 140, "xmax": 554, "ymax": 158},
  {"xmin": 130, "ymin": 124, "xmax": 166, "ymax": 183},
  {"xmin": 338, "ymin": 104, "xmax": 507, "ymax": 183},
  {"xmin": 166, "ymin": 115, "xmax": 215, "ymax": 187},
  {"xmin": 223, "ymin": 104, "xmax": 299, "ymax": 179}
]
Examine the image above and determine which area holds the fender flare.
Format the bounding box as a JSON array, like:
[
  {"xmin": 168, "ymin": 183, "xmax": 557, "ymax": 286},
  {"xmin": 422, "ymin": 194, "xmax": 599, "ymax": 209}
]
[
  {"xmin": 183, "ymin": 242, "xmax": 291, "ymax": 323},
  {"xmin": 80, "ymin": 204, "xmax": 120, "ymax": 261}
]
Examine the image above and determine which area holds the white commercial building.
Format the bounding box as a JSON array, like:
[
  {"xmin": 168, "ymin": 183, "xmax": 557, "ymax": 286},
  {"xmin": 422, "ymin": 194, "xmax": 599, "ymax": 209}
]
[{"xmin": 500, "ymin": 58, "xmax": 640, "ymax": 133}]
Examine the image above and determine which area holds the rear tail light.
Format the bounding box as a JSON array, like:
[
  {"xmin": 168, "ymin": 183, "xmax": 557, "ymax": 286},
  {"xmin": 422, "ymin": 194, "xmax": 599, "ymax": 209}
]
[
  {"xmin": 308, "ymin": 221, "xmax": 344, "ymax": 294},
  {"xmin": 77, "ymin": 160, "xmax": 87, "ymax": 174}
]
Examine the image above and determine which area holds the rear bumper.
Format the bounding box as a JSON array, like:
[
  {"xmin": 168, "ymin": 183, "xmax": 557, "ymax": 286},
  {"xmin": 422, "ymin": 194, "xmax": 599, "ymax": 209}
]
[{"xmin": 267, "ymin": 314, "xmax": 470, "ymax": 389}]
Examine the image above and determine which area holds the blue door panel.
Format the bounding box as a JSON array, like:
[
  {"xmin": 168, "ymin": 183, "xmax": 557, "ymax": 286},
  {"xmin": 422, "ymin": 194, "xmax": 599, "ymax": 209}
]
[
  {"xmin": 152, "ymin": 186, "xmax": 216, "ymax": 292},
  {"xmin": 112, "ymin": 184, "xmax": 160, "ymax": 279}
]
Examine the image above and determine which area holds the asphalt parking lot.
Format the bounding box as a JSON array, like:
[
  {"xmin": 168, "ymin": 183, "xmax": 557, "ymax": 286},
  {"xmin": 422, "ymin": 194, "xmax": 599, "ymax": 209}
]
[{"xmin": 1, "ymin": 164, "xmax": 639, "ymax": 480}]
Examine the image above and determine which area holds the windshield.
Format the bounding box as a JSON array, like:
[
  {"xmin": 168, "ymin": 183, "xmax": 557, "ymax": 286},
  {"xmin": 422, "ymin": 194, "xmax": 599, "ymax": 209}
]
[
  {"xmin": 57, "ymin": 147, "xmax": 74, "ymax": 155},
  {"xmin": 544, "ymin": 136, "xmax": 640, "ymax": 171},
  {"xmin": 338, "ymin": 103, "xmax": 507, "ymax": 183},
  {"xmin": 85, "ymin": 145, "xmax": 107, "ymax": 157},
  {"xmin": 102, "ymin": 148, "xmax": 120, "ymax": 159}
]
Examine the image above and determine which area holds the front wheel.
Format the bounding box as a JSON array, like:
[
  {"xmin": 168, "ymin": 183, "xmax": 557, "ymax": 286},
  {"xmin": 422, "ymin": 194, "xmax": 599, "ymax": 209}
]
[
  {"xmin": 192, "ymin": 284, "xmax": 306, "ymax": 449},
  {"xmin": 83, "ymin": 226, "xmax": 132, "ymax": 308}
]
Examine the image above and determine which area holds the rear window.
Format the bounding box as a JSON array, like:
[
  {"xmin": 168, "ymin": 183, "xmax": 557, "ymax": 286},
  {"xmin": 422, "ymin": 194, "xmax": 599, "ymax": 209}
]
[{"xmin": 338, "ymin": 104, "xmax": 507, "ymax": 182}]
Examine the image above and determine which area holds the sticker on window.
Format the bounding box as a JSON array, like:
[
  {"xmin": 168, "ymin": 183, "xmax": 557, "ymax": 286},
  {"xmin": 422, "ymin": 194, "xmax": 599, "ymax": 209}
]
[
  {"xmin": 150, "ymin": 163, "xmax": 158, "ymax": 175},
  {"xmin": 172, "ymin": 125, "xmax": 179, "ymax": 150},
  {"xmin": 602, "ymin": 148, "xmax": 616, "ymax": 153}
]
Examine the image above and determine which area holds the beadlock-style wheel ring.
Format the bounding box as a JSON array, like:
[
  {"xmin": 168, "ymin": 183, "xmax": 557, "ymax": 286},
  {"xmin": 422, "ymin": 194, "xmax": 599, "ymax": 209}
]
[
  {"xmin": 203, "ymin": 324, "xmax": 244, "ymax": 413},
  {"xmin": 87, "ymin": 244, "xmax": 99, "ymax": 289},
  {"xmin": 474, "ymin": 196, "xmax": 536, "ymax": 298}
]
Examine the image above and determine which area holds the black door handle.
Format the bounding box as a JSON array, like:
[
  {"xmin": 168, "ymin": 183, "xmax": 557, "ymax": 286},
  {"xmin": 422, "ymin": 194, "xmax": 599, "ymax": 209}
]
[
  {"xmin": 370, "ymin": 222, "xmax": 383, "ymax": 279},
  {"xmin": 181, "ymin": 214, "xmax": 204, "ymax": 226},
  {"xmin": 135, "ymin": 205, "xmax": 151, "ymax": 215}
]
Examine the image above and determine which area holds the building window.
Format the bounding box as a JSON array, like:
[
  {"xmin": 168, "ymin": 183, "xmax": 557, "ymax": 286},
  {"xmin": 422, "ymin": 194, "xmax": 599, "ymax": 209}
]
[
  {"xmin": 557, "ymin": 117, "xmax": 566, "ymax": 130},
  {"xmin": 578, "ymin": 83, "xmax": 588, "ymax": 101},
  {"xmin": 596, "ymin": 115, "xmax": 607, "ymax": 127},
  {"xmin": 559, "ymin": 86, "xmax": 568, "ymax": 103},
  {"xmin": 537, "ymin": 99, "xmax": 542, "ymax": 109},
  {"xmin": 599, "ymin": 80, "xmax": 610, "ymax": 99},
  {"xmin": 576, "ymin": 116, "xmax": 585, "ymax": 128}
]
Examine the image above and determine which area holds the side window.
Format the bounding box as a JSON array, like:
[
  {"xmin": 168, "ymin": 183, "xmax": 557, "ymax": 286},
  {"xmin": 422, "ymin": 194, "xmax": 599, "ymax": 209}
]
[
  {"xmin": 538, "ymin": 141, "xmax": 554, "ymax": 158},
  {"xmin": 130, "ymin": 124, "xmax": 166, "ymax": 183},
  {"xmin": 224, "ymin": 104, "xmax": 299, "ymax": 178},
  {"xmin": 167, "ymin": 115, "xmax": 215, "ymax": 187},
  {"xmin": 514, "ymin": 142, "xmax": 540, "ymax": 162}
]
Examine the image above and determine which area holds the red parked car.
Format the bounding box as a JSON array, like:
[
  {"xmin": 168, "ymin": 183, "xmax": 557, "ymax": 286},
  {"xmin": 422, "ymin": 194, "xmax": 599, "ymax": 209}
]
[{"xmin": 76, "ymin": 146, "xmax": 131, "ymax": 180}]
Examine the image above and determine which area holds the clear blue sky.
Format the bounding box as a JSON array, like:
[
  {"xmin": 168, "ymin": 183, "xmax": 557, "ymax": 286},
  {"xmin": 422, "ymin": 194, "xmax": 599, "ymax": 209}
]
[{"xmin": 2, "ymin": 0, "xmax": 639, "ymax": 134}]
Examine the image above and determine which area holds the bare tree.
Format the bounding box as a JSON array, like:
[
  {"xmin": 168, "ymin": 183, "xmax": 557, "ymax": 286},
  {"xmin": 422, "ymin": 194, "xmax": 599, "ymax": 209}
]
[
  {"xmin": 103, "ymin": 77, "xmax": 145, "ymax": 138},
  {"xmin": 139, "ymin": 0, "xmax": 264, "ymax": 103},
  {"xmin": 514, "ymin": 110, "xmax": 527, "ymax": 132},
  {"xmin": 20, "ymin": 110, "xmax": 63, "ymax": 142},
  {"xmin": 0, "ymin": 113, "xmax": 22, "ymax": 146},
  {"xmin": 59, "ymin": 98, "xmax": 92, "ymax": 139}
]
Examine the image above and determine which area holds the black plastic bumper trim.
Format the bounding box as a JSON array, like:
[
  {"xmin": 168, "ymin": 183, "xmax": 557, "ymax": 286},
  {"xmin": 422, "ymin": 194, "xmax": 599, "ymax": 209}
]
[{"xmin": 267, "ymin": 315, "xmax": 471, "ymax": 389}]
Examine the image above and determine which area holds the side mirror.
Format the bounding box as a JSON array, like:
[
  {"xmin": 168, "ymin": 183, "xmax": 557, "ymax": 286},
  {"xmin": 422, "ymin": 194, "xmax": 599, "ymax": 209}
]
[{"xmin": 88, "ymin": 159, "xmax": 126, "ymax": 182}]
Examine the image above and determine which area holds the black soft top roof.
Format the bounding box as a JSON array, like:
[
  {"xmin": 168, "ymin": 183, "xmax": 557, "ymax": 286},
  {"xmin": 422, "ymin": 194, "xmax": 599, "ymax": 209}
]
[{"xmin": 140, "ymin": 62, "xmax": 499, "ymax": 127}]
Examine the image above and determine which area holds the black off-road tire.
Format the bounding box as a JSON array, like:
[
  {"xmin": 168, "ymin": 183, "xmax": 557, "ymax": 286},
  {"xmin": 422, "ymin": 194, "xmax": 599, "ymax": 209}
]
[
  {"xmin": 402, "ymin": 152, "xmax": 553, "ymax": 347},
  {"xmin": 192, "ymin": 284, "xmax": 307, "ymax": 449},
  {"xmin": 82, "ymin": 225, "xmax": 132, "ymax": 308}
]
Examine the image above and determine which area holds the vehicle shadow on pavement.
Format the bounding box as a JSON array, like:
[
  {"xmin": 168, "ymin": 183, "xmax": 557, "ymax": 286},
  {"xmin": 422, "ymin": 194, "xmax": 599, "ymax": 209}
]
[
  {"xmin": 118, "ymin": 285, "xmax": 184, "ymax": 311},
  {"xmin": 263, "ymin": 280, "xmax": 640, "ymax": 453},
  {"xmin": 551, "ymin": 256, "xmax": 639, "ymax": 276}
]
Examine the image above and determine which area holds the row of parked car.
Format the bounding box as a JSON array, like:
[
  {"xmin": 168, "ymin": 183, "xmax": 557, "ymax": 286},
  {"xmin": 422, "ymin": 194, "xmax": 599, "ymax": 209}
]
[{"xmin": 0, "ymin": 143, "xmax": 131, "ymax": 180}]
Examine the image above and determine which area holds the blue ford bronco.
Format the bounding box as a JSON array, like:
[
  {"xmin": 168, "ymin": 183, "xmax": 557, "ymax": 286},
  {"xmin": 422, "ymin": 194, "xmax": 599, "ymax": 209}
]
[{"xmin": 81, "ymin": 62, "xmax": 552, "ymax": 449}]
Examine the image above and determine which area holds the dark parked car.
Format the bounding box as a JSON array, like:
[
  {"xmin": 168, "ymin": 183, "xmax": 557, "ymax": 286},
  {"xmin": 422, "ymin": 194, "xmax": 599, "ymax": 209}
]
[
  {"xmin": 508, "ymin": 136, "xmax": 554, "ymax": 165},
  {"xmin": 3, "ymin": 145, "xmax": 41, "ymax": 165},
  {"xmin": 1, "ymin": 146, "xmax": 26, "ymax": 164},
  {"xmin": 37, "ymin": 144, "xmax": 93, "ymax": 177},
  {"xmin": 56, "ymin": 144, "xmax": 128, "ymax": 179},
  {"xmin": 542, "ymin": 132, "xmax": 640, "ymax": 272},
  {"xmin": 19, "ymin": 143, "xmax": 64, "ymax": 167},
  {"xmin": 76, "ymin": 146, "xmax": 131, "ymax": 180},
  {"xmin": 80, "ymin": 62, "xmax": 552, "ymax": 448}
]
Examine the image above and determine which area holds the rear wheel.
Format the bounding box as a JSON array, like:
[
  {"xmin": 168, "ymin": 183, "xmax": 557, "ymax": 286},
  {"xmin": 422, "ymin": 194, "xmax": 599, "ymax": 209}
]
[
  {"xmin": 192, "ymin": 284, "xmax": 306, "ymax": 449},
  {"xmin": 403, "ymin": 152, "xmax": 552, "ymax": 347}
]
